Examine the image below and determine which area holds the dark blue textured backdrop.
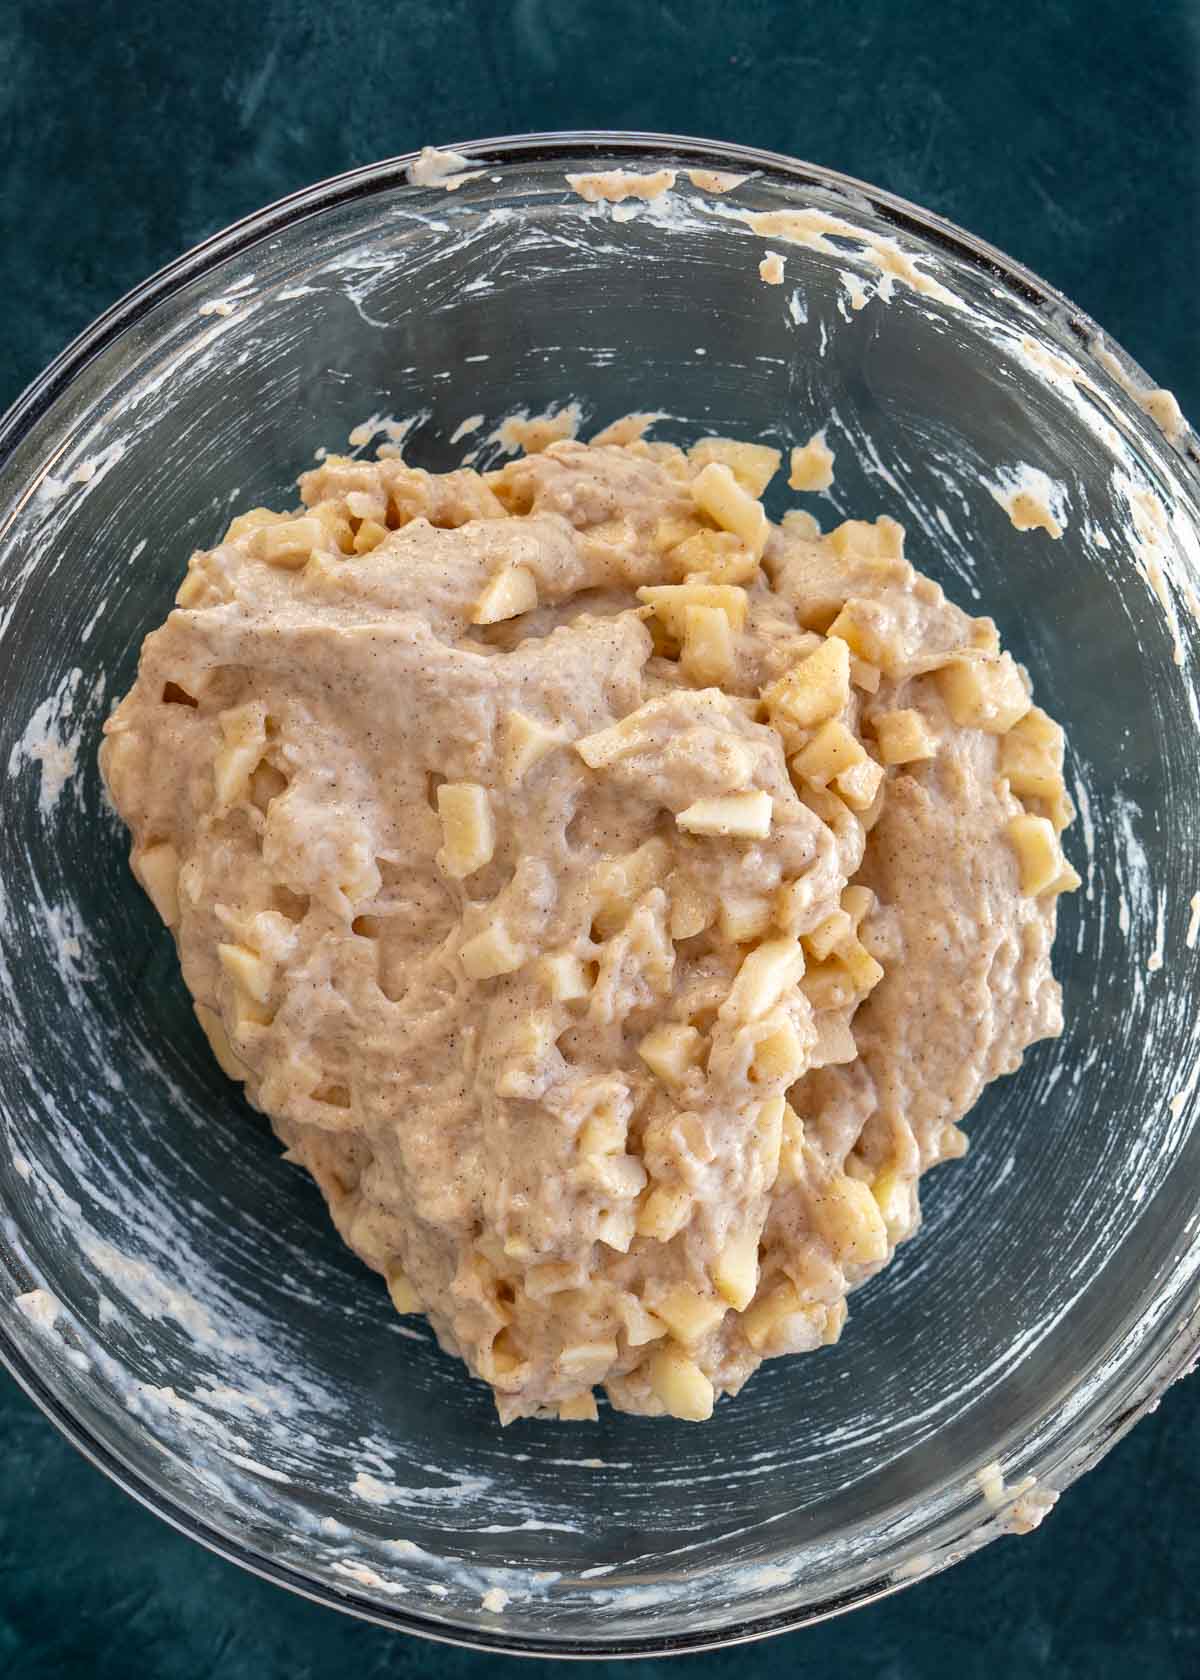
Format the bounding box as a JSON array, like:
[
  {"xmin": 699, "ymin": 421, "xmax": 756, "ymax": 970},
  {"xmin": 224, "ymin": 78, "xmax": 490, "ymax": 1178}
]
[{"xmin": 2, "ymin": 2, "xmax": 1198, "ymax": 1675}]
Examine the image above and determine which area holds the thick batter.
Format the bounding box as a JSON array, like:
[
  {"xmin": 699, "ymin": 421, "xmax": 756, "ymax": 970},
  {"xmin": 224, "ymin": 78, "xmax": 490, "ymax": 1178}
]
[{"xmin": 100, "ymin": 422, "xmax": 1078, "ymax": 1423}]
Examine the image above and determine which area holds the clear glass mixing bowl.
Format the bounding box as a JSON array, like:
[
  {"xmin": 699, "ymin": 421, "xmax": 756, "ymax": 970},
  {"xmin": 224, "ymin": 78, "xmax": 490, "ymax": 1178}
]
[{"xmin": 1, "ymin": 134, "xmax": 1199, "ymax": 1659}]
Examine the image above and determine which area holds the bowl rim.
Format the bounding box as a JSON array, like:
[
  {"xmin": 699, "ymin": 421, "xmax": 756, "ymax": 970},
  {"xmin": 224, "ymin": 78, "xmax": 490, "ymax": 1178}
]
[{"xmin": 1, "ymin": 129, "xmax": 1198, "ymax": 1660}]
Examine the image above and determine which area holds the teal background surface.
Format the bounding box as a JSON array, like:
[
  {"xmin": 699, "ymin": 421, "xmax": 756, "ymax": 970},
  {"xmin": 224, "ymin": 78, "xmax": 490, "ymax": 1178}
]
[{"xmin": 2, "ymin": 1, "xmax": 1198, "ymax": 1674}]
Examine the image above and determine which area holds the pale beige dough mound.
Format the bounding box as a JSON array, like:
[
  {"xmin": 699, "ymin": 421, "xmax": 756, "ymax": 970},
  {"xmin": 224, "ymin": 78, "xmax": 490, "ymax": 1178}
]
[{"xmin": 100, "ymin": 421, "xmax": 1079, "ymax": 1424}]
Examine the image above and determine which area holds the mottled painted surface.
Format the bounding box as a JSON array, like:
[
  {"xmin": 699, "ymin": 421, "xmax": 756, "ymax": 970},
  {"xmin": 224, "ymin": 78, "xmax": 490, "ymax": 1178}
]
[{"xmin": 1, "ymin": 0, "xmax": 1198, "ymax": 1674}]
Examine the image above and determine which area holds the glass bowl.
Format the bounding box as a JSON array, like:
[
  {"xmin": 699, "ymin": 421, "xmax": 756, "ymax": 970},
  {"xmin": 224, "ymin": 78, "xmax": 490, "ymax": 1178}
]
[{"xmin": 1, "ymin": 133, "xmax": 1198, "ymax": 1659}]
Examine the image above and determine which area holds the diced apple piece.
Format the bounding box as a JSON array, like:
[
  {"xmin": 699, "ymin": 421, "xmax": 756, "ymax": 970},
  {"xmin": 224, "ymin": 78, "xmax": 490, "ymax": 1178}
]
[
  {"xmin": 638, "ymin": 1023, "xmax": 704, "ymax": 1086},
  {"xmin": 799, "ymin": 960, "xmax": 854, "ymax": 1012},
  {"xmin": 460, "ymin": 921, "xmax": 525, "ymax": 979},
  {"xmin": 501, "ymin": 710, "xmax": 566, "ymax": 785},
  {"xmin": 557, "ymin": 1392, "xmax": 599, "ymax": 1422},
  {"xmin": 352, "ymin": 519, "xmax": 389, "ymax": 555},
  {"xmin": 671, "ymin": 528, "xmax": 760, "ymax": 585},
  {"xmin": 670, "ymin": 877, "xmax": 715, "ymax": 939},
  {"xmin": 755, "ymin": 1095, "xmax": 785, "ymax": 1185},
  {"xmin": 727, "ymin": 937, "xmax": 806, "ymax": 1020},
  {"xmin": 558, "ymin": 1340, "xmax": 619, "ymax": 1381},
  {"xmin": 525, "ymin": 1261, "xmax": 584, "ymax": 1299},
  {"xmin": 841, "ymin": 884, "xmax": 875, "ymax": 927},
  {"xmin": 175, "ymin": 570, "xmax": 207, "ymax": 607},
  {"xmin": 718, "ymin": 895, "xmax": 774, "ymax": 943},
  {"xmin": 999, "ymin": 705, "xmax": 1065, "ymax": 799},
  {"xmin": 937, "ymin": 652, "xmax": 1031, "ymax": 733},
  {"xmin": 871, "ymin": 1169, "xmax": 912, "ymax": 1242},
  {"xmin": 849, "ymin": 656, "xmax": 881, "ymax": 693},
  {"xmin": 656, "ymin": 1287, "xmax": 727, "ymax": 1344},
  {"xmin": 578, "ymin": 1100, "xmax": 628, "ymax": 1158},
  {"xmin": 195, "ymin": 1003, "xmax": 248, "ymax": 1081},
  {"xmin": 541, "ymin": 951, "xmax": 590, "ymax": 1001},
  {"xmin": 1005, "ymin": 814, "xmax": 1079, "ymax": 896},
  {"xmin": 637, "ymin": 581, "xmax": 749, "ymax": 639},
  {"xmin": 436, "ymin": 782, "xmax": 495, "ymax": 879},
  {"xmin": 840, "ymin": 937, "xmax": 885, "ymax": 996},
  {"xmin": 591, "ymin": 838, "xmax": 672, "ymax": 935},
  {"xmin": 647, "ymin": 1344, "xmax": 714, "ymax": 1421},
  {"xmin": 803, "ymin": 909, "xmax": 853, "ymax": 963},
  {"xmin": 833, "ymin": 755, "xmax": 885, "ymax": 811},
  {"xmin": 636, "ymin": 1185, "xmax": 693, "ymax": 1241},
  {"xmin": 713, "ymin": 1231, "xmax": 760, "ymax": 1310},
  {"xmin": 217, "ymin": 942, "xmax": 273, "ymax": 1005},
  {"xmin": 618, "ymin": 1295, "xmax": 668, "ymax": 1346},
  {"xmin": 677, "ymin": 791, "xmax": 771, "ymax": 839},
  {"xmin": 874, "ymin": 708, "xmax": 937, "ymax": 765},
  {"xmin": 788, "ymin": 432, "xmax": 835, "ymax": 493},
  {"xmin": 471, "ymin": 564, "xmax": 538, "ymax": 625},
  {"xmin": 213, "ymin": 703, "xmax": 268, "ymax": 808},
  {"xmin": 812, "ymin": 1173, "xmax": 889, "ymax": 1266},
  {"xmin": 689, "ymin": 437, "xmax": 781, "ymax": 497},
  {"xmin": 762, "ymin": 636, "xmax": 851, "ymax": 730},
  {"xmin": 1049, "ymin": 861, "xmax": 1082, "ymax": 896},
  {"xmin": 782, "ymin": 507, "xmax": 821, "ymax": 540},
  {"xmin": 751, "ymin": 1018, "xmax": 808, "ymax": 1084},
  {"xmin": 775, "ymin": 1102, "xmax": 806, "ymax": 1185},
  {"xmin": 742, "ymin": 1280, "xmax": 802, "ymax": 1351},
  {"xmin": 596, "ymin": 1204, "xmax": 638, "ymax": 1253},
  {"xmin": 829, "ymin": 516, "xmax": 904, "ymax": 561},
  {"xmin": 826, "ymin": 597, "xmax": 904, "ymax": 672},
  {"xmin": 690, "ymin": 462, "xmax": 769, "ymax": 558},
  {"xmin": 225, "ymin": 507, "xmax": 289, "ymax": 544},
  {"xmin": 653, "ymin": 514, "xmax": 702, "ymax": 554},
  {"xmin": 251, "ymin": 516, "xmax": 326, "ymax": 568},
  {"xmin": 791, "ymin": 720, "xmax": 867, "ymax": 789},
  {"xmin": 136, "ymin": 841, "xmax": 180, "ymax": 927},
  {"xmin": 387, "ymin": 1269, "xmax": 422, "ymax": 1313},
  {"xmin": 810, "ymin": 1012, "xmax": 858, "ymax": 1067},
  {"xmin": 680, "ymin": 603, "xmax": 736, "ymax": 685}
]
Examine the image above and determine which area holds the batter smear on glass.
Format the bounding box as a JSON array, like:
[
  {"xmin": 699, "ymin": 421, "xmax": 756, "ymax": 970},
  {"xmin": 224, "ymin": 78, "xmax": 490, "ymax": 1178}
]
[{"xmin": 101, "ymin": 417, "xmax": 1079, "ymax": 1423}]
